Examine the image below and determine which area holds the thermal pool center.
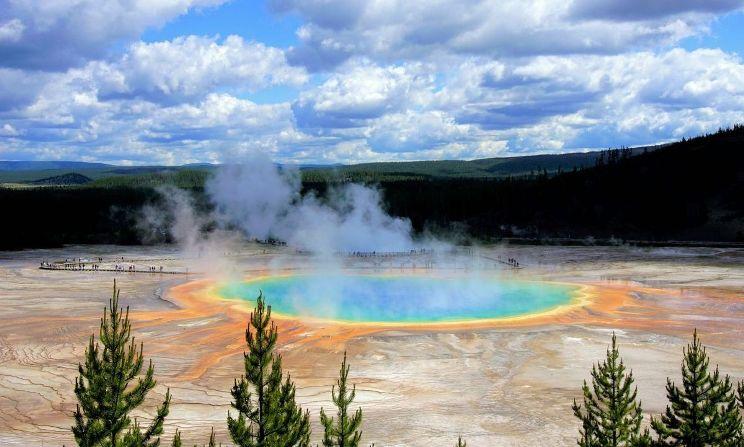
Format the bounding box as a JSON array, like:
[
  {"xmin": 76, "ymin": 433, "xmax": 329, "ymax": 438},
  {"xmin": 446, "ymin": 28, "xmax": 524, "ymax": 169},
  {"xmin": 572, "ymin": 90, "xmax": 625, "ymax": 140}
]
[{"xmin": 218, "ymin": 273, "xmax": 582, "ymax": 324}]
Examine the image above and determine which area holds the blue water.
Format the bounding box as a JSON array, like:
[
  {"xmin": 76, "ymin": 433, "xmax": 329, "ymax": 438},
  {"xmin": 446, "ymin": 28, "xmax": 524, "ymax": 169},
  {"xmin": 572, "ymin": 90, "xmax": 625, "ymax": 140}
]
[{"xmin": 218, "ymin": 274, "xmax": 579, "ymax": 323}]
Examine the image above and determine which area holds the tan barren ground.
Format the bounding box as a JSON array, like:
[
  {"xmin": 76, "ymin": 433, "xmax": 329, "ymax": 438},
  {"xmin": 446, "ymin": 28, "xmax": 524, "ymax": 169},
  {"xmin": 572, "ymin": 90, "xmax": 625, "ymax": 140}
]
[{"xmin": 0, "ymin": 244, "xmax": 742, "ymax": 446}]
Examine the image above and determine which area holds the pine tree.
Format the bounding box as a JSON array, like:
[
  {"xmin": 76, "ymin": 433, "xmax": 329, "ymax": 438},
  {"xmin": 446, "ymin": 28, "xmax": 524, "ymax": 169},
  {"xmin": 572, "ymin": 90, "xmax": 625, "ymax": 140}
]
[
  {"xmin": 572, "ymin": 333, "xmax": 651, "ymax": 447},
  {"xmin": 455, "ymin": 436, "xmax": 467, "ymax": 447},
  {"xmin": 171, "ymin": 430, "xmax": 182, "ymax": 447},
  {"xmin": 574, "ymin": 400, "xmax": 597, "ymax": 447},
  {"xmin": 227, "ymin": 292, "xmax": 311, "ymax": 447},
  {"xmin": 736, "ymin": 382, "xmax": 744, "ymax": 446},
  {"xmin": 716, "ymin": 377, "xmax": 743, "ymax": 447},
  {"xmin": 651, "ymin": 330, "xmax": 743, "ymax": 446},
  {"xmin": 73, "ymin": 281, "xmax": 171, "ymax": 447},
  {"xmin": 171, "ymin": 428, "xmax": 219, "ymax": 447},
  {"xmin": 207, "ymin": 427, "xmax": 217, "ymax": 447},
  {"xmin": 320, "ymin": 352, "xmax": 363, "ymax": 447}
]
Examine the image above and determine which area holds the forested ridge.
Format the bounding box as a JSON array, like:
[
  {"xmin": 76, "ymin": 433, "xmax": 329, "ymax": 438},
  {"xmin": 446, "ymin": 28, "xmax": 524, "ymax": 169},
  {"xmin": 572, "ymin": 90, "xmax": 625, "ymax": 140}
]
[
  {"xmin": 366, "ymin": 125, "xmax": 744, "ymax": 242},
  {"xmin": 1, "ymin": 126, "xmax": 742, "ymax": 250}
]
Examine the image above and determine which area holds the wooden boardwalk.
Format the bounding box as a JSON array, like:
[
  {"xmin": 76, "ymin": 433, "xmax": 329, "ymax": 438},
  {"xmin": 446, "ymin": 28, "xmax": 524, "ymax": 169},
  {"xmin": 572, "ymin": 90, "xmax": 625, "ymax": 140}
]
[
  {"xmin": 39, "ymin": 265, "xmax": 190, "ymax": 275},
  {"xmin": 38, "ymin": 257, "xmax": 190, "ymax": 275}
]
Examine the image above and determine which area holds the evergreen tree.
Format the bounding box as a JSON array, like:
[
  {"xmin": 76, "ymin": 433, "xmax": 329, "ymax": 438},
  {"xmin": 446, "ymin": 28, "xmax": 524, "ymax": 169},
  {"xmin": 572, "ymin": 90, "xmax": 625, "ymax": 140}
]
[
  {"xmin": 574, "ymin": 401, "xmax": 597, "ymax": 447},
  {"xmin": 72, "ymin": 281, "xmax": 171, "ymax": 447},
  {"xmin": 171, "ymin": 430, "xmax": 182, "ymax": 447},
  {"xmin": 207, "ymin": 428, "xmax": 217, "ymax": 447},
  {"xmin": 320, "ymin": 352, "xmax": 363, "ymax": 447},
  {"xmin": 572, "ymin": 333, "xmax": 651, "ymax": 447},
  {"xmin": 171, "ymin": 428, "xmax": 219, "ymax": 447},
  {"xmin": 651, "ymin": 330, "xmax": 743, "ymax": 446},
  {"xmin": 716, "ymin": 378, "xmax": 743, "ymax": 447},
  {"xmin": 455, "ymin": 436, "xmax": 467, "ymax": 447},
  {"xmin": 737, "ymin": 381, "xmax": 744, "ymax": 447},
  {"xmin": 227, "ymin": 292, "xmax": 311, "ymax": 447}
]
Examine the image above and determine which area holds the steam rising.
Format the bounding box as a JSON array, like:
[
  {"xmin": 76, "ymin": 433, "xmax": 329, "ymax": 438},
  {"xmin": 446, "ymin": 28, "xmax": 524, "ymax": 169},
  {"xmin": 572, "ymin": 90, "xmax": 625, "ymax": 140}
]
[
  {"xmin": 206, "ymin": 154, "xmax": 417, "ymax": 254},
  {"xmin": 140, "ymin": 185, "xmax": 241, "ymax": 278},
  {"xmin": 139, "ymin": 154, "xmax": 436, "ymax": 278}
]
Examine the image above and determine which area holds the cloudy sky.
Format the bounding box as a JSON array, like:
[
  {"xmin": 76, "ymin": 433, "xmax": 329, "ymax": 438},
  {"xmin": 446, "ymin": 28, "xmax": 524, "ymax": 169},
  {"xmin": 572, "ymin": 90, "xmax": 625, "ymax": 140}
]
[{"xmin": 0, "ymin": 0, "xmax": 743, "ymax": 165}]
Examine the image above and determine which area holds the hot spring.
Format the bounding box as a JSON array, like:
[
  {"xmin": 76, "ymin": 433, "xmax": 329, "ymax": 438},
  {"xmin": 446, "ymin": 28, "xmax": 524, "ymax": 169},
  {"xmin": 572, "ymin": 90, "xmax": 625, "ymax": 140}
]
[{"xmin": 217, "ymin": 273, "xmax": 581, "ymax": 324}]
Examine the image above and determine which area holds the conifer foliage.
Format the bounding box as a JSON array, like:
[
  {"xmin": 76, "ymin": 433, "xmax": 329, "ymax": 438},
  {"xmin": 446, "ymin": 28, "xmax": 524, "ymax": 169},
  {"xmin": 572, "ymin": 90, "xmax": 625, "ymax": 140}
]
[
  {"xmin": 572, "ymin": 333, "xmax": 651, "ymax": 447},
  {"xmin": 207, "ymin": 428, "xmax": 217, "ymax": 447},
  {"xmin": 320, "ymin": 351, "xmax": 363, "ymax": 447},
  {"xmin": 227, "ymin": 292, "xmax": 311, "ymax": 447},
  {"xmin": 72, "ymin": 281, "xmax": 171, "ymax": 447},
  {"xmin": 651, "ymin": 330, "xmax": 742, "ymax": 446},
  {"xmin": 171, "ymin": 430, "xmax": 182, "ymax": 447},
  {"xmin": 455, "ymin": 436, "xmax": 467, "ymax": 447},
  {"xmin": 171, "ymin": 428, "xmax": 218, "ymax": 447}
]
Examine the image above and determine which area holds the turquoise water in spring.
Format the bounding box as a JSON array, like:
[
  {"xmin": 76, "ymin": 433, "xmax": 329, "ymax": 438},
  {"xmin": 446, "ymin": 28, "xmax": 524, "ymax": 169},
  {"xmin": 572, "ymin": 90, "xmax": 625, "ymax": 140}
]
[{"xmin": 218, "ymin": 274, "xmax": 579, "ymax": 323}]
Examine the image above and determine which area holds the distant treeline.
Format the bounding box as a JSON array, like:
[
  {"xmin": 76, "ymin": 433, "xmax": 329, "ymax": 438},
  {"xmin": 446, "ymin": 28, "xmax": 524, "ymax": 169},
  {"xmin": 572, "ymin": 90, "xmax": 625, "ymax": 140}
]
[
  {"xmin": 0, "ymin": 186, "xmax": 157, "ymax": 249},
  {"xmin": 0, "ymin": 145, "xmax": 649, "ymax": 185},
  {"xmin": 87, "ymin": 169, "xmax": 211, "ymax": 189},
  {"xmin": 315, "ymin": 126, "xmax": 744, "ymax": 243},
  {"xmin": 1, "ymin": 126, "xmax": 742, "ymax": 250}
]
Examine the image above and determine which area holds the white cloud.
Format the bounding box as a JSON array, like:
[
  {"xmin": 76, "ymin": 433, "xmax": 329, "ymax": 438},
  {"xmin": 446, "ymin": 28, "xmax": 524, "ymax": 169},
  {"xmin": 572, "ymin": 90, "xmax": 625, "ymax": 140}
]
[
  {"xmin": 0, "ymin": 123, "xmax": 19, "ymax": 136},
  {"xmin": 141, "ymin": 93, "xmax": 295, "ymax": 141},
  {"xmin": 273, "ymin": 0, "xmax": 743, "ymax": 70},
  {"xmin": 0, "ymin": 68, "xmax": 51, "ymax": 111},
  {"xmin": 105, "ymin": 36, "xmax": 307, "ymax": 102},
  {"xmin": 5, "ymin": 45, "xmax": 744, "ymax": 164},
  {"xmin": 2, "ymin": 1, "xmax": 744, "ymax": 164},
  {"xmin": 0, "ymin": 34, "xmax": 307, "ymax": 112},
  {"xmin": 0, "ymin": 0, "xmax": 228, "ymax": 70},
  {"xmin": 0, "ymin": 19, "xmax": 24, "ymax": 43},
  {"xmin": 293, "ymin": 60, "xmax": 433, "ymax": 129},
  {"xmin": 569, "ymin": 0, "xmax": 744, "ymax": 21},
  {"xmin": 3, "ymin": 72, "xmax": 307, "ymax": 164},
  {"xmin": 422, "ymin": 48, "xmax": 744, "ymax": 149},
  {"xmin": 366, "ymin": 110, "xmax": 474, "ymax": 153}
]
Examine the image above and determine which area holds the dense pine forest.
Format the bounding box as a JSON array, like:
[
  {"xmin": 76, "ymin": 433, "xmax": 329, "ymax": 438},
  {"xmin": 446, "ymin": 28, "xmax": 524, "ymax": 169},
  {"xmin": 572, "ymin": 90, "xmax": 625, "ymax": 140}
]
[{"xmin": 1, "ymin": 126, "xmax": 742, "ymax": 250}]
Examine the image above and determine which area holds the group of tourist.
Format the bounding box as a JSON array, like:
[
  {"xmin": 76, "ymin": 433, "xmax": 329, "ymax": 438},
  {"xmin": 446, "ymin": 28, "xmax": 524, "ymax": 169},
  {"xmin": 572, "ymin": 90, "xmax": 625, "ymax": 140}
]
[
  {"xmin": 40, "ymin": 259, "xmax": 167, "ymax": 273},
  {"xmin": 40, "ymin": 261, "xmax": 101, "ymax": 270},
  {"xmin": 496, "ymin": 255, "xmax": 521, "ymax": 268},
  {"xmin": 114, "ymin": 264, "xmax": 162, "ymax": 273},
  {"xmin": 347, "ymin": 248, "xmax": 435, "ymax": 258},
  {"xmin": 113, "ymin": 264, "xmax": 136, "ymax": 272}
]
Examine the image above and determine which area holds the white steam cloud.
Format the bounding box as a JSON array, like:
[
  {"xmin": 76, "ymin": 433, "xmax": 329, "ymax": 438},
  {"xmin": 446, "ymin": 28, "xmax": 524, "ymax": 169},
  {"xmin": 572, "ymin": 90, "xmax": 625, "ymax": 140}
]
[
  {"xmin": 206, "ymin": 154, "xmax": 418, "ymax": 255},
  {"xmin": 140, "ymin": 185, "xmax": 242, "ymax": 278}
]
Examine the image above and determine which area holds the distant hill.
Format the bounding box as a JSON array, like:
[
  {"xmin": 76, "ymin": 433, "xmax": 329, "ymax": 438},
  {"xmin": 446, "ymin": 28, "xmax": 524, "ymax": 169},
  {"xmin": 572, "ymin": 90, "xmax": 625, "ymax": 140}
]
[
  {"xmin": 87, "ymin": 169, "xmax": 210, "ymax": 189},
  {"xmin": 367, "ymin": 125, "xmax": 744, "ymax": 243},
  {"xmin": 0, "ymin": 164, "xmax": 214, "ymax": 184},
  {"xmin": 31, "ymin": 173, "xmax": 92, "ymax": 185},
  {"xmin": 0, "ymin": 146, "xmax": 654, "ymax": 186},
  {"xmin": 302, "ymin": 147, "xmax": 655, "ymax": 181}
]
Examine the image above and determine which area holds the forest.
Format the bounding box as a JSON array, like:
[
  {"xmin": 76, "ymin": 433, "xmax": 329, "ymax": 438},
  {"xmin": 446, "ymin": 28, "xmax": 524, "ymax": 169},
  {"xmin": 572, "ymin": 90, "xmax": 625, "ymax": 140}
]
[{"xmin": 1, "ymin": 126, "xmax": 742, "ymax": 250}]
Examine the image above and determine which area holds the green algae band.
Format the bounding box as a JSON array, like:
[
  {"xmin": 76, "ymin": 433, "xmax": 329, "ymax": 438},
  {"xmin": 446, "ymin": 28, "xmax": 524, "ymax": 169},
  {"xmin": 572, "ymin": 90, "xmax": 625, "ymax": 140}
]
[{"xmin": 219, "ymin": 274, "xmax": 579, "ymax": 323}]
